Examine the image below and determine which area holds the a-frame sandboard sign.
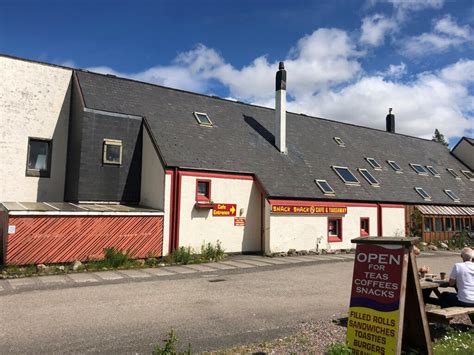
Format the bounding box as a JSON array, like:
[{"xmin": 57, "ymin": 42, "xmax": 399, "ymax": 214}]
[{"xmin": 346, "ymin": 237, "xmax": 432, "ymax": 355}]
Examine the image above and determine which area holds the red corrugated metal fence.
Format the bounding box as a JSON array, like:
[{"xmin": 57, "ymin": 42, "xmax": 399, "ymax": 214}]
[{"xmin": 4, "ymin": 215, "xmax": 163, "ymax": 265}]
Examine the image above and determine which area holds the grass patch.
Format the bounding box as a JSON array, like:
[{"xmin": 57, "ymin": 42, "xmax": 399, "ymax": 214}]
[
  {"xmin": 433, "ymin": 327, "xmax": 474, "ymax": 354},
  {"xmin": 325, "ymin": 342, "xmax": 351, "ymax": 354},
  {"xmin": 165, "ymin": 241, "xmax": 226, "ymax": 265}
]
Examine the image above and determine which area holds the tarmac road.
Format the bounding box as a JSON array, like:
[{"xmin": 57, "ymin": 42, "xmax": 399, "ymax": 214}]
[{"xmin": 0, "ymin": 252, "xmax": 460, "ymax": 354}]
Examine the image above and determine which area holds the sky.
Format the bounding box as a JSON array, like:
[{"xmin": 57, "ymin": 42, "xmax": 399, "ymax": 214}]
[{"xmin": 1, "ymin": 0, "xmax": 473, "ymax": 146}]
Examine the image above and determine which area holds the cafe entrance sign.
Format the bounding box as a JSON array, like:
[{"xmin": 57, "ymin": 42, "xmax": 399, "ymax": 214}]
[{"xmin": 347, "ymin": 237, "xmax": 432, "ymax": 355}]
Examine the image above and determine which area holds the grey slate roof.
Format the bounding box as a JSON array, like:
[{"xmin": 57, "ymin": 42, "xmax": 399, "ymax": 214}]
[{"xmin": 75, "ymin": 71, "xmax": 474, "ymax": 206}]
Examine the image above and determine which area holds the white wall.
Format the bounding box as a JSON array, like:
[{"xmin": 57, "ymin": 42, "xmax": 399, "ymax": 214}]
[
  {"xmin": 452, "ymin": 140, "xmax": 474, "ymax": 171},
  {"xmin": 0, "ymin": 56, "xmax": 72, "ymax": 202},
  {"xmin": 140, "ymin": 128, "xmax": 165, "ymax": 210},
  {"xmin": 178, "ymin": 174, "xmax": 261, "ymax": 253},
  {"xmin": 382, "ymin": 207, "xmax": 405, "ymax": 237},
  {"xmin": 162, "ymin": 173, "xmax": 172, "ymax": 256}
]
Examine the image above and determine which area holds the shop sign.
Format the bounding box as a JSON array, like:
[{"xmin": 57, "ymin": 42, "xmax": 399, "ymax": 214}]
[
  {"xmin": 347, "ymin": 243, "xmax": 404, "ymax": 354},
  {"xmin": 271, "ymin": 204, "xmax": 347, "ymax": 215},
  {"xmin": 213, "ymin": 204, "xmax": 237, "ymax": 217},
  {"xmin": 8, "ymin": 225, "xmax": 16, "ymax": 234},
  {"xmin": 234, "ymin": 217, "xmax": 246, "ymax": 226}
]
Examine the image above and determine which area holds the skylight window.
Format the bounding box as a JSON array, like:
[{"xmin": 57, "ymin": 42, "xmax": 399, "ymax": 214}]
[
  {"xmin": 358, "ymin": 169, "xmax": 380, "ymax": 186},
  {"xmin": 366, "ymin": 158, "xmax": 382, "ymax": 170},
  {"xmin": 333, "ymin": 137, "xmax": 345, "ymax": 147},
  {"xmin": 444, "ymin": 189, "xmax": 460, "ymax": 202},
  {"xmin": 315, "ymin": 179, "xmax": 335, "ymax": 195},
  {"xmin": 461, "ymin": 170, "xmax": 474, "ymax": 181},
  {"xmin": 447, "ymin": 168, "xmax": 461, "ymax": 179},
  {"xmin": 332, "ymin": 166, "xmax": 360, "ymax": 185},
  {"xmin": 387, "ymin": 160, "xmax": 402, "ymax": 173},
  {"xmin": 193, "ymin": 112, "xmax": 213, "ymax": 126},
  {"xmin": 410, "ymin": 164, "xmax": 428, "ymax": 175},
  {"xmin": 414, "ymin": 187, "xmax": 431, "ymax": 201},
  {"xmin": 426, "ymin": 165, "xmax": 440, "ymax": 177}
]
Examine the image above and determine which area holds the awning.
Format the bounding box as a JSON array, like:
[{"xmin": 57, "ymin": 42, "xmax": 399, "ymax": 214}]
[{"xmin": 415, "ymin": 205, "xmax": 474, "ymax": 216}]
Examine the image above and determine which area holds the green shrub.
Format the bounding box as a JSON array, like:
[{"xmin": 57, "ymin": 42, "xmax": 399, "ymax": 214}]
[
  {"xmin": 167, "ymin": 246, "xmax": 193, "ymax": 265},
  {"xmin": 325, "ymin": 342, "xmax": 351, "ymax": 355},
  {"xmin": 200, "ymin": 240, "xmax": 225, "ymax": 262},
  {"xmin": 103, "ymin": 248, "xmax": 130, "ymax": 268}
]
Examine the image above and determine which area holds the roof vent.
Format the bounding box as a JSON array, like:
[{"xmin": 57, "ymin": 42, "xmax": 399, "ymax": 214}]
[{"xmin": 386, "ymin": 108, "xmax": 395, "ymax": 133}]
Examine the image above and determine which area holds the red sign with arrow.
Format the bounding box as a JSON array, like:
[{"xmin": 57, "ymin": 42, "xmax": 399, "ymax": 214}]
[{"xmin": 213, "ymin": 204, "xmax": 237, "ymax": 217}]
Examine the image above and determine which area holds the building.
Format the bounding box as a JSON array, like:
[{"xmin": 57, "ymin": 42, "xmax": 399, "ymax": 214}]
[{"xmin": 1, "ymin": 55, "xmax": 473, "ymax": 265}]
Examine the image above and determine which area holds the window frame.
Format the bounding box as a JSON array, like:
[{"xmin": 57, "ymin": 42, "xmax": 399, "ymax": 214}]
[
  {"xmin": 414, "ymin": 187, "xmax": 431, "ymax": 201},
  {"xmin": 360, "ymin": 217, "xmax": 370, "ymax": 237},
  {"xmin": 434, "ymin": 217, "xmax": 444, "ymax": 232},
  {"xmin": 446, "ymin": 168, "xmax": 461, "ymax": 180},
  {"xmin": 328, "ymin": 217, "xmax": 343, "ymax": 242},
  {"xmin": 426, "ymin": 165, "xmax": 440, "ymax": 177},
  {"xmin": 423, "ymin": 217, "xmax": 433, "ymax": 232},
  {"xmin": 410, "ymin": 164, "xmax": 429, "ymax": 175},
  {"xmin": 193, "ymin": 111, "xmax": 213, "ymax": 127},
  {"xmin": 25, "ymin": 137, "xmax": 52, "ymax": 178},
  {"xmin": 195, "ymin": 179, "xmax": 211, "ymax": 202},
  {"xmin": 103, "ymin": 139, "xmax": 123, "ymax": 165},
  {"xmin": 332, "ymin": 166, "xmax": 360, "ymax": 185},
  {"xmin": 365, "ymin": 157, "xmax": 382, "ymax": 170},
  {"xmin": 444, "ymin": 189, "xmax": 460, "ymax": 202},
  {"xmin": 315, "ymin": 179, "xmax": 335, "ymax": 195},
  {"xmin": 358, "ymin": 168, "xmax": 380, "ymax": 186},
  {"xmin": 460, "ymin": 170, "xmax": 474, "ymax": 181},
  {"xmin": 333, "ymin": 137, "xmax": 345, "ymax": 147},
  {"xmin": 387, "ymin": 160, "xmax": 402, "ymax": 173}
]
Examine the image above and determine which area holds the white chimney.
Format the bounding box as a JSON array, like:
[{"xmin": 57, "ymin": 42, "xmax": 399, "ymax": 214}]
[{"xmin": 275, "ymin": 61, "xmax": 287, "ymax": 153}]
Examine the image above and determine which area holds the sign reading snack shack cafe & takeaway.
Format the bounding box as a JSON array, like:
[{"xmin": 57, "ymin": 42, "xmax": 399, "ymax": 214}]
[{"xmin": 271, "ymin": 204, "xmax": 347, "ymax": 215}]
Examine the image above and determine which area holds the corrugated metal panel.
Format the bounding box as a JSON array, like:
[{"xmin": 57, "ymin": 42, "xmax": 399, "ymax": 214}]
[
  {"xmin": 5, "ymin": 215, "xmax": 163, "ymax": 265},
  {"xmin": 416, "ymin": 205, "xmax": 474, "ymax": 216}
]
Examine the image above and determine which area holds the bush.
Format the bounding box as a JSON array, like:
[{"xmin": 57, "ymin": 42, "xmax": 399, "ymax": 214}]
[
  {"xmin": 200, "ymin": 240, "xmax": 225, "ymax": 262},
  {"xmin": 167, "ymin": 246, "xmax": 193, "ymax": 265},
  {"xmin": 325, "ymin": 342, "xmax": 351, "ymax": 354},
  {"xmin": 103, "ymin": 248, "xmax": 130, "ymax": 268}
]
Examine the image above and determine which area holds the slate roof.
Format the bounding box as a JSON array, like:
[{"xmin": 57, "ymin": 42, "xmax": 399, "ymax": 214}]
[{"xmin": 75, "ymin": 70, "xmax": 474, "ymax": 206}]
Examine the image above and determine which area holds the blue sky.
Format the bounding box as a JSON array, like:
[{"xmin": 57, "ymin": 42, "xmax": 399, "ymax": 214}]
[{"xmin": 1, "ymin": 0, "xmax": 473, "ymax": 145}]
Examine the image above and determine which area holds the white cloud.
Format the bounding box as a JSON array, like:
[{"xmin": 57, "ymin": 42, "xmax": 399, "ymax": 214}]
[
  {"xmin": 401, "ymin": 15, "xmax": 473, "ymax": 57},
  {"xmin": 360, "ymin": 14, "xmax": 398, "ymax": 46},
  {"xmin": 368, "ymin": 0, "xmax": 444, "ymax": 12},
  {"xmin": 377, "ymin": 62, "xmax": 407, "ymax": 78}
]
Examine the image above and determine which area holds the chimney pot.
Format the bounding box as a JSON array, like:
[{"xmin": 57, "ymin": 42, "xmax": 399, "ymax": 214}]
[
  {"xmin": 279, "ymin": 61, "xmax": 285, "ymax": 70},
  {"xmin": 386, "ymin": 108, "xmax": 395, "ymax": 133}
]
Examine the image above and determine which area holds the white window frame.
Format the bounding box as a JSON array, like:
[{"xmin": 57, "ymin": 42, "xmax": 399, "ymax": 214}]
[
  {"xmin": 332, "ymin": 166, "xmax": 360, "ymax": 185},
  {"xmin": 426, "ymin": 165, "xmax": 440, "ymax": 177},
  {"xmin": 447, "ymin": 168, "xmax": 461, "ymax": 179},
  {"xmin": 103, "ymin": 139, "xmax": 123, "ymax": 165},
  {"xmin": 315, "ymin": 179, "xmax": 335, "ymax": 195},
  {"xmin": 387, "ymin": 160, "xmax": 402, "ymax": 173},
  {"xmin": 193, "ymin": 112, "xmax": 213, "ymax": 126},
  {"xmin": 358, "ymin": 168, "xmax": 380, "ymax": 186},
  {"xmin": 410, "ymin": 163, "xmax": 428, "ymax": 175},
  {"xmin": 444, "ymin": 189, "xmax": 460, "ymax": 202},
  {"xmin": 414, "ymin": 187, "xmax": 431, "ymax": 201},
  {"xmin": 333, "ymin": 137, "xmax": 345, "ymax": 147},
  {"xmin": 365, "ymin": 157, "xmax": 382, "ymax": 170},
  {"xmin": 460, "ymin": 170, "xmax": 474, "ymax": 181}
]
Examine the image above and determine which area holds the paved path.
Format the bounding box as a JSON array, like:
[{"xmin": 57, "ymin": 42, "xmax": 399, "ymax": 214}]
[{"xmin": 0, "ymin": 250, "xmax": 452, "ymax": 295}]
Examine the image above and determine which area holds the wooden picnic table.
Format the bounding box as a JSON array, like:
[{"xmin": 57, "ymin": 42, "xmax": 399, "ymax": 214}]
[{"xmin": 420, "ymin": 279, "xmax": 450, "ymax": 303}]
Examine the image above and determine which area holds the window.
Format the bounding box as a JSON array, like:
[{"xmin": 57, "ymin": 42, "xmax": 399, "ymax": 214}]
[
  {"xmin": 328, "ymin": 218, "xmax": 342, "ymax": 242},
  {"xmin": 414, "ymin": 187, "xmax": 431, "ymax": 201},
  {"xmin": 410, "ymin": 164, "xmax": 428, "ymax": 175},
  {"xmin": 465, "ymin": 219, "xmax": 472, "ymax": 231},
  {"xmin": 460, "ymin": 170, "xmax": 474, "ymax": 181},
  {"xmin": 446, "ymin": 218, "xmax": 453, "ymax": 232},
  {"xmin": 455, "ymin": 218, "xmax": 463, "ymax": 231},
  {"xmin": 447, "ymin": 168, "xmax": 461, "ymax": 179},
  {"xmin": 315, "ymin": 179, "xmax": 335, "ymax": 195},
  {"xmin": 424, "ymin": 217, "xmax": 433, "ymax": 232},
  {"xmin": 333, "ymin": 137, "xmax": 345, "ymax": 147},
  {"xmin": 193, "ymin": 112, "xmax": 213, "ymax": 126},
  {"xmin": 332, "ymin": 166, "xmax": 360, "ymax": 185},
  {"xmin": 360, "ymin": 218, "xmax": 370, "ymax": 237},
  {"xmin": 26, "ymin": 138, "xmax": 52, "ymax": 177},
  {"xmin": 366, "ymin": 157, "xmax": 382, "ymax": 170},
  {"xmin": 444, "ymin": 189, "xmax": 460, "ymax": 202},
  {"xmin": 387, "ymin": 160, "xmax": 402, "ymax": 173},
  {"xmin": 103, "ymin": 139, "xmax": 122, "ymax": 165},
  {"xmin": 426, "ymin": 165, "xmax": 440, "ymax": 177},
  {"xmin": 358, "ymin": 168, "xmax": 379, "ymax": 186},
  {"xmin": 434, "ymin": 218, "xmax": 444, "ymax": 232},
  {"xmin": 196, "ymin": 179, "xmax": 211, "ymax": 202}
]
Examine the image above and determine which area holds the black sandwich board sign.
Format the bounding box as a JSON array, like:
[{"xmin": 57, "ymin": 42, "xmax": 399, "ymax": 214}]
[{"xmin": 347, "ymin": 237, "xmax": 432, "ymax": 355}]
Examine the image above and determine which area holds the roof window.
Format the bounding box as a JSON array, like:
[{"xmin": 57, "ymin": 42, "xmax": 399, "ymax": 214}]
[
  {"xmin": 444, "ymin": 189, "xmax": 460, "ymax": 202},
  {"xmin": 333, "ymin": 137, "xmax": 345, "ymax": 147},
  {"xmin": 414, "ymin": 187, "xmax": 431, "ymax": 201},
  {"xmin": 358, "ymin": 169, "xmax": 380, "ymax": 186},
  {"xmin": 387, "ymin": 160, "xmax": 402, "ymax": 173},
  {"xmin": 315, "ymin": 179, "xmax": 335, "ymax": 195},
  {"xmin": 366, "ymin": 158, "xmax": 382, "ymax": 170},
  {"xmin": 193, "ymin": 112, "xmax": 213, "ymax": 126},
  {"xmin": 461, "ymin": 170, "xmax": 474, "ymax": 181},
  {"xmin": 447, "ymin": 168, "xmax": 461, "ymax": 179},
  {"xmin": 426, "ymin": 165, "xmax": 440, "ymax": 177},
  {"xmin": 332, "ymin": 166, "xmax": 360, "ymax": 185},
  {"xmin": 410, "ymin": 164, "xmax": 428, "ymax": 175}
]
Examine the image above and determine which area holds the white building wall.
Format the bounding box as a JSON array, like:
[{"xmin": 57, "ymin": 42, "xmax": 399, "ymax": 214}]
[
  {"xmin": 382, "ymin": 207, "xmax": 405, "ymax": 237},
  {"xmin": 0, "ymin": 56, "xmax": 72, "ymax": 202},
  {"xmin": 178, "ymin": 174, "xmax": 261, "ymax": 253},
  {"xmin": 140, "ymin": 128, "xmax": 165, "ymax": 210},
  {"xmin": 268, "ymin": 205, "xmax": 378, "ymax": 253},
  {"xmin": 162, "ymin": 173, "xmax": 172, "ymax": 256}
]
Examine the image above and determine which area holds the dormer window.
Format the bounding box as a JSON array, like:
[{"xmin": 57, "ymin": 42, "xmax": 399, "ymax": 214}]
[
  {"xmin": 447, "ymin": 168, "xmax": 461, "ymax": 179},
  {"xmin": 461, "ymin": 170, "xmax": 474, "ymax": 181},
  {"xmin": 333, "ymin": 137, "xmax": 345, "ymax": 147},
  {"xmin": 444, "ymin": 189, "xmax": 460, "ymax": 202},
  {"xmin": 332, "ymin": 166, "xmax": 360, "ymax": 185},
  {"xmin": 366, "ymin": 158, "xmax": 382, "ymax": 170},
  {"xmin": 193, "ymin": 112, "xmax": 213, "ymax": 126},
  {"xmin": 315, "ymin": 179, "xmax": 335, "ymax": 195},
  {"xmin": 103, "ymin": 139, "xmax": 122, "ymax": 165},
  {"xmin": 426, "ymin": 165, "xmax": 440, "ymax": 177},
  {"xmin": 410, "ymin": 164, "xmax": 428, "ymax": 175},
  {"xmin": 358, "ymin": 169, "xmax": 380, "ymax": 186},
  {"xmin": 387, "ymin": 160, "xmax": 402, "ymax": 173},
  {"xmin": 414, "ymin": 187, "xmax": 431, "ymax": 201}
]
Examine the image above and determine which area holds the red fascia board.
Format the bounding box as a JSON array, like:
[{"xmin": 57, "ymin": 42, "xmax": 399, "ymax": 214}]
[{"xmin": 379, "ymin": 204, "xmax": 405, "ymax": 208}]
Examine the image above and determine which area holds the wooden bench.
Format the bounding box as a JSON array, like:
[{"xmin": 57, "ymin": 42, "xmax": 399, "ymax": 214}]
[{"xmin": 426, "ymin": 307, "xmax": 474, "ymax": 324}]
